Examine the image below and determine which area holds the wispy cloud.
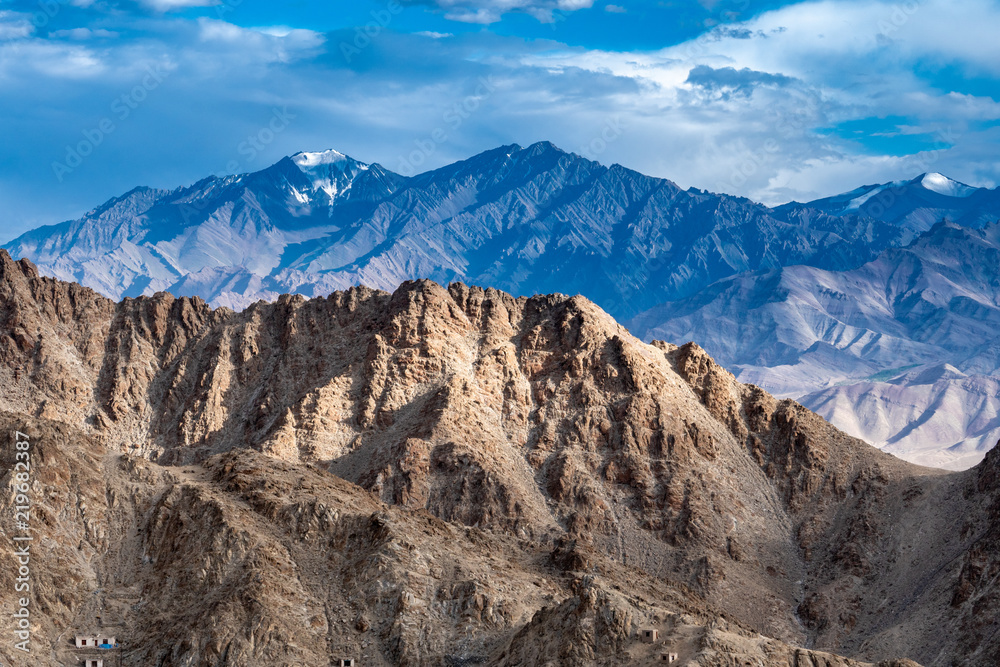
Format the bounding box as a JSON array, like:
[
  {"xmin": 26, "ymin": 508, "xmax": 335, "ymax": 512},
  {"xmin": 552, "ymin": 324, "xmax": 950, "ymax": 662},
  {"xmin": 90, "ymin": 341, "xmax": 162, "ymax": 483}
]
[
  {"xmin": 142, "ymin": 0, "xmax": 221, "ymax": 12},
  {"xmin": 509, "ymin": 0, "xmax": 1000, "ymax": 201},
  {"xmin": 50, "ymin": 28, "xmax": 120, "ymax": 39},
  {"xmin": 0, "ymin": 10, "xmax": 34, "ymax": 40},
  {"xmin": 400, "ymin": 0, "xmax": 595, "ymax": 23}
]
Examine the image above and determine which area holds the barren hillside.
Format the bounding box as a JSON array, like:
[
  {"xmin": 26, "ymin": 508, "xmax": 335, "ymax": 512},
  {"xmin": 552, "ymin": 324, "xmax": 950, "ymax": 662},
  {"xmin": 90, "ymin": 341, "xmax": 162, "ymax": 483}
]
[{"xmin": 0, "ymin": 249, "xmax": 997, "ymax": 666}]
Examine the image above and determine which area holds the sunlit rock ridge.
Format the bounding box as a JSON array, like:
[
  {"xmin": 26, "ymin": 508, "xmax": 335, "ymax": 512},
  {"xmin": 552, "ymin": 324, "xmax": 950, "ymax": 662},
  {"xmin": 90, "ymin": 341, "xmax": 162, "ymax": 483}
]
[{"xmin": 6, "ymin": 143, "xmax": 1000, "ymax": 469}]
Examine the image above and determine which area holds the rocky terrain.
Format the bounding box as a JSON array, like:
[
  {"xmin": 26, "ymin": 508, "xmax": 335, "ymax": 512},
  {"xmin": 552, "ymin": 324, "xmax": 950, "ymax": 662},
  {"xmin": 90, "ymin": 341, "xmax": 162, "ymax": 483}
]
[
  {"xmin": 0, "ymin": 249, "xmax": 998, "ymax": 665},
  {"xmin": 10, "ymin": 146, "xmax": 1000, "ymax": 472},
  {"xmin": 800, "ymin": 365, "xmax": 1000, "ymax": 471},
  {"xmin": 629, "ymin": 221, "xmax": 1000, "ymax": 468}
]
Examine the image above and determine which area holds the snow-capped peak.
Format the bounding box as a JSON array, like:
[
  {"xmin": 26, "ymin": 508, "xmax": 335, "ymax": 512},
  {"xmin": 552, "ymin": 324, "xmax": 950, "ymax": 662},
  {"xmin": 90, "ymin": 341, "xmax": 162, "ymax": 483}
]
[
  {"xmin": 290, "ymin": 149, "xmax": 369, "ymax": 201},
  {"xmin": 919, "ymin": 172, "xmax": 976, "ymax": 198},
  {"xmin": 292, "ymin": 149, "xmax": 351, "ymax": 169}
]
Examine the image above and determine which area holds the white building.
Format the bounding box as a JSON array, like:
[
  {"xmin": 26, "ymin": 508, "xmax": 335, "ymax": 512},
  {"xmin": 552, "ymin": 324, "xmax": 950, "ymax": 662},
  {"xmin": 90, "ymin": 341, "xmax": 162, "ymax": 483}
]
[{"xmin": 74, "ymin": 635, "xmax": 116, "ymax": 648}]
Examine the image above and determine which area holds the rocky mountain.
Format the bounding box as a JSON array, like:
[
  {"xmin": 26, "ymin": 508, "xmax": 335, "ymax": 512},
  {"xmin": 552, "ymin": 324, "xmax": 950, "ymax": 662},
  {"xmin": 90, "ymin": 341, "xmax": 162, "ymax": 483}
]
[
  {"xmin": 1, "ymin": 250, "xmax": 999, "ymax": 665},
  {"xmin": 3, "ymin": 142, "xmax": 909, "ymax": 319},
  {"xmin": 9, "ymin": 148, "xmax": 1000, "ymax": 472},
  {"xmin": 780, "ymin": 172, "xmax": 1000, "ymax": 233},
  {"xmin": 800, "ymin": 365, "xmax": 1000, "ymax": 471},
  {"xmin": 3, "ymin": 149, "xmax": 405, "ymax": 308},
  {"xmin": 18, "ymin": 142, "xmax": 1000, "ymax": 471},
  {"xmin": 629, "ymin": 221, "xmax": 1000, "ymax": 468}
]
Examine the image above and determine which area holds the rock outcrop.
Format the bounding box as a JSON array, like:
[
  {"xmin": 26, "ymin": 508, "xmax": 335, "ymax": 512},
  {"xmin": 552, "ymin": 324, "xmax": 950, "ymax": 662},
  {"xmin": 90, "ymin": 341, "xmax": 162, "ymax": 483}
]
[{"xmin": 0, "ymin": 250, "xmax": 995, "ymax": 665}]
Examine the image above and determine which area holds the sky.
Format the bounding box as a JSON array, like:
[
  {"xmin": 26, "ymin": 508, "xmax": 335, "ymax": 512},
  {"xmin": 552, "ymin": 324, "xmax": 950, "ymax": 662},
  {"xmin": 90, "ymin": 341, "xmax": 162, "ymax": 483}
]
[{"xmin": 1, "ymin": 0, "xmax": 999, "ymax": 243}]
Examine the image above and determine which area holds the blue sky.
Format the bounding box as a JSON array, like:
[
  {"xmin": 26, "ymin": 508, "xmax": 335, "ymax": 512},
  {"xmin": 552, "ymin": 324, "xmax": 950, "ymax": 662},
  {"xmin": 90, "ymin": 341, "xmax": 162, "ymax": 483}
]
[{"xmin": 1, "ymin": 0, "xmax": 999, "ymax": 243}]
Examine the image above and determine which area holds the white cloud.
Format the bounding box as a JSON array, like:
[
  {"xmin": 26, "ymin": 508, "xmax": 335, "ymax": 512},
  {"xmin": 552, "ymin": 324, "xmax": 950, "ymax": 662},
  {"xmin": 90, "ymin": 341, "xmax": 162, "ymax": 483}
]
[
  {"xmin": 196, "ymin": 18, "xmax": 243, "ymax": 41},
  {"xmin": 604, "ymin": 4, "xmax": 626, "ymax": 13},
  {"xmin": 675, "ymin": 0, "xmax": 1000, "ymax": 80},
  {"xmin": 50, "ymin": 28, "xmax": 120, "ymax": 40},
  {"xmin": 142, "ymin": 0, "xmax": 220, "ymax": 11},
  {"xmin": 0, "ymin": 41, "xmax": 106, "ymax": 78},
  {"xmin": 0, "ymin": 11, "xmax": 35, "ymax": 40},
  {"xmin": 195, "ymin": 19, "xmax": 325, "ymax": 65},
  {"xmin": 405, "ymin": 0, "xmax": 595, "ymax": 24},
  {"xmin": 252, "ymin": 26, "xmax": 299, "ymax": 37},
  {"xmin": 498, "ymin": 0, "xmax": 1000, "ymax": 202}
]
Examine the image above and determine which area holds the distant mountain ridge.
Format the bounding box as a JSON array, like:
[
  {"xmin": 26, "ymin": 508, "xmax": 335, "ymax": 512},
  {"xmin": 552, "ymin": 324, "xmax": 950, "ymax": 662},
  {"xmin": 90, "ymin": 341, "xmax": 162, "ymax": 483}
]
[
  {"xmin": 628, "ymin": 220, "xmax": 1000, "ymax": 468},
  {"xmin": 5, "ymin": 141, "xmax": 911, "ymax": 317},
  {"xmin": 7, "ymin": 149, "xmax": 404, "ymax": 306},
  {"xmin": 800, "ymin": 364, "xmax": 1000, "ymax": 470},
  {"xmin": 7, "ymin": 142, "xmax": 1000, "ymax": 469},
  {"xmin": 780, "ymin": 172, "xmax": 1000, "ymax": 232}
]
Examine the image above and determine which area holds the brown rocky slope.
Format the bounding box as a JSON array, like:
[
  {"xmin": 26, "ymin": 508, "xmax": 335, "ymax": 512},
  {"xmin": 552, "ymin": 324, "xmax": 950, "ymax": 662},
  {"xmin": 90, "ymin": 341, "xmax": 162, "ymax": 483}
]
[{"xmin": 0, "ymin": 249, "xmax": 995, "ymax": 665}]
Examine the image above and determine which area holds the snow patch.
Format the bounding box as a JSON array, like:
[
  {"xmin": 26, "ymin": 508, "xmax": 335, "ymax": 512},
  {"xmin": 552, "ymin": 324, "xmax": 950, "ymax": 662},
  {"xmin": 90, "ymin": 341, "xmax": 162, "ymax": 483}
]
[
  {"xmin": 840, "ymin": 180, "xmax": 906, "ymax": 212},
  {"xmin": 843, "ymin": 185, "xmax": 887, "ymax": 212},
  {"xmin": 291, "ymin": 149, "xmax": 369, "ymax": 201},
  {"xmin": 920, "ymin": 173, "xmax": 976, "ymax": 198},
  {"xmin": 292, "ymin": 149, "xmax": 349, "ymax": 168}
]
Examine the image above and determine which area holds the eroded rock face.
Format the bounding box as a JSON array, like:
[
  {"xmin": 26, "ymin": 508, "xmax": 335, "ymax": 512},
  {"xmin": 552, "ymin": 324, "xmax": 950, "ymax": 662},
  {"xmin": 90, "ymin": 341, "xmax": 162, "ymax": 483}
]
[
  {"xmin": 0, "ymin": 249, "xmax": 994, "ymax": 665},
  {"xmin": 0, "ymin": 413, "xmax": 915, "ymax": 667}
]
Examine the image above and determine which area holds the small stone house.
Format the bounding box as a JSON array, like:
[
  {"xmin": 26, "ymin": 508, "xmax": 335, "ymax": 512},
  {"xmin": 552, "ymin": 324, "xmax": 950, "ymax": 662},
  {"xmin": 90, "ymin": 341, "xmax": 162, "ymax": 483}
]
[
  {"xmin": 83, "ymin": 660, "xmax": 103, "ymax": 667},
  {"xmin": 75, "ymin": 635, "xmax": 116, "ymax": 648},
  {"xmin": 641, "ymin": 628, "xmax": 659, "ymax": 643},
  {"xmin": 338, "ymin": 659, "xmax": 356, "ymax": 667},
  {"xmin": 659, "ymin": 652, "xmax": 679, "ymax": 663}
]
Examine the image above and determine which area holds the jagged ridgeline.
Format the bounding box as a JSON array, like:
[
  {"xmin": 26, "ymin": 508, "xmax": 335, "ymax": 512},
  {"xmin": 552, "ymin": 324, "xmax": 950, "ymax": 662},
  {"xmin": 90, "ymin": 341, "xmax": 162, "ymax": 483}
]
[
  {"xmin": 0, "ymin": 250, "xmax": 997, "ymax": 666},
  {"xmin": 9, "ymin": 145, "xmax": 1000, "ymax": 471}
]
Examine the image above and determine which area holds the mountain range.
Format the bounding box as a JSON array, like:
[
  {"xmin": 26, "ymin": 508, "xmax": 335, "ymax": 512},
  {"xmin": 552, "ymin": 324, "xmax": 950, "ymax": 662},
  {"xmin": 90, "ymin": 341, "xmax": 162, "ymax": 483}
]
[
  {"xmin": 1, "ymin": 251, "xmax": 997, "ymax": 665},
  {"xmin": 5, "ymin": 142, "xmax": 909, "ymax": 316},
  {"xmin": 628, "ymin": 221, "xmax": 1000, "ymax": 469},
  {"xmin": 5, "ymin": 143, "xmax": 1000, "ymax": 469},
  {"xmin": 778, "ymin": 172, "xmax": 1000, "ymax": 232}
]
